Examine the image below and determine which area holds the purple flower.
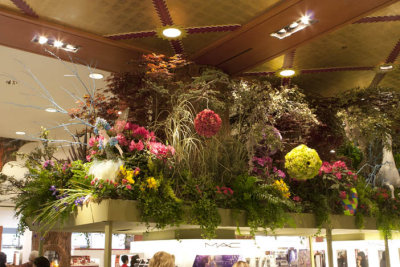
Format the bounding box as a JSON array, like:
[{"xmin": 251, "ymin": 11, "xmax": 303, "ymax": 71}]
[
  {"xmin": 49, "ymin": 185, "xmax": 56, "ymax": 191},
  {"xmin": 275, "ymin": 169, "xmax": 286, "ymax": 178},
  {"xmin": 43, "ymin": 160, "xmax": 54, "ymax": 169}
]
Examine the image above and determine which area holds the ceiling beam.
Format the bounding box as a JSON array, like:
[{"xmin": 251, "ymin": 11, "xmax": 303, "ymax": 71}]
[
  {"xmin": 0, "ymin": 8, "xmax": 152, "ymax": 72},
  {"xmin": 192, "ymin": 0, "xmax": 397, "ymax": 75}
]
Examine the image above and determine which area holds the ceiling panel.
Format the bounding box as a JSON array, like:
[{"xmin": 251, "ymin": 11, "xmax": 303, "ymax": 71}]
[
  {"xmin": 26, "ymin": 0, "xmax": 160, "ymax": 35},
  {"xmin": 168, "ymin": 0, "xmax": 282, "ymax": 27},
  {"xmin": 249, "ymin": 55, "xmax": 285, "ymax": 72},
  {"xmin": 367, "ymin": 0, "xmax": 400, "ymax": 16},
  {"xmin": 294, "ymin": 22, "xmax": 400, "ymax": 70},
  {"xmin": 379, "ymin": 68, "xmax": 400, "ymax": 89},
  {"xmin": 293, "ymin": 70, "xmax": 376, "ymax": 96}
]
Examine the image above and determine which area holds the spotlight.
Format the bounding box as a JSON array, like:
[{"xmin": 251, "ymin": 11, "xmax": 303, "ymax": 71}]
[
  {"xmin": 270, "ymin": 14, "xmax": 316, "ymax": 39},
  {"xmin": 45, "ymin": 108, "xmax": 57, "ymax": 113},
  {"xmin": 330, "ymin": 150, "xmax": 335, "ymax": 154},
  {"xmin": 162, "ymin": 28, "xmax": 182, "ymax": 38},
  {"xmin": 379, "ymin": 64, "xmax": 393, "ymax": 71},
  {"xmin": 279, "ymin": 69, "xmax": 296, "ymax": 77},
  {"xmin": 16, "ymin": 131, "xmax": 26, "ymax": 135},
  {"xmin": 53, "ymin": 40, "xmax": 63, "ymax": 48},
  {"xmin": 38, "ymin": 36, "xmax": 48, "ymax": 44},
  {"xmin": 117, "ymin": 111, "xmax": 122, "ymax": 115},
  {"xmin": 89, "ymin": 73, "xmax": 104, "ymax": 80}
]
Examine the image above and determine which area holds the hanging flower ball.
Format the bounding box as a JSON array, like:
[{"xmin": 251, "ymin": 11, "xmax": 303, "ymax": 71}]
[
  {"xmin": 284, "ymin": 144, "xmax": 322, "ymax": 180},
  {"xmin": 194, "ymin": 109, "xmax": 222, "ymax": 137}
]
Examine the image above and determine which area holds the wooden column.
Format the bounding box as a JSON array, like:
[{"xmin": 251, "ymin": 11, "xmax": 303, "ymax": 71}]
[
  {"xmin": 0, "ymin": 226, "xmax": 3, "ymax": 251},
  {"xmin": 385, "ymin": 234, "xmax": 391, "ymax": 267},
  {"xmin": 326, "ymin": 228, "xmax": 334, "ymax": 267},
  {"xmin": 32, "ymin": 231, "xmax": 71, "ymax": 267},
  {"xmin": 309, "ymin": 236, "xmax": 315, "ymax": 267},
  {"xmin": 104, "ymin": 221, "xmax": 113, "ymax": 267}
]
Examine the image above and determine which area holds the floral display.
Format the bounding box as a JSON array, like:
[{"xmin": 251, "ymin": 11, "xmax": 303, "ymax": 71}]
[
  {"xmin": 4, "ymin": 53, "xmax": 400, "ymax": 240},
  {"xmin": 194, "ymin": 109, "xmax": 222, "ymax": 137},
  {"xmin": 284, "ymin": 144, "xmax": 322, "ymax": 180}
]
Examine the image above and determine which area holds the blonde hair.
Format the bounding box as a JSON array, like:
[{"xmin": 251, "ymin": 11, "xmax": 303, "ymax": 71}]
[
  {"xmin": 232, "ymin": 261, "xmax": 249, "ymax": 267},
  {"xmin": 149, "ymin": 251, "xmax": 175, "ymax": 267}
]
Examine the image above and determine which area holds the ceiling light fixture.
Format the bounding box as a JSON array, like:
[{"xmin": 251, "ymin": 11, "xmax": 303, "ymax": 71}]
[
  {"xmin": 38, "ymin": 36, "xmax": 48, "ymax": 44},
  {"xmin": 16, "ymin": 131, "xmax": 26, "ymax": 135},
  {"xmin": 53, "ymin": 40, "xmax": 63, "ymax": 48},
  {"xmin": 271, "ymin": 14, "xmax": 317, "ymax": 39},
  {"xmin": 32, "ymin": 35, "xmax": 80, "ymax": 53},
  {"xmin": 379, "ymin": 64, "xmax": 393, "ymax": 71},
  {"xmin": 330, "ymin": 150, "xmax": 335, "ymax": 154},
  {"xmin": 162, "ymin": 28, "xmax": 182, "ymax": 38},
  {"xmin": 45, "ymin": 108, "xmax": 57, "ymax": 113},
  {"xmin": 89, "ymin": 73, "xmax": 104, "ymax": 80},
  {"xmin": 279, "ymin": 69, "xmax": 296, "ymax": 77}
]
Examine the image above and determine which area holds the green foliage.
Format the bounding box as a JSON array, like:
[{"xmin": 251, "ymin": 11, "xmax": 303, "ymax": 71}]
[
  {"xmin": 189, "ymin": 196, "xmax": 221, "ymax": 239},
  {"xmin": 337, "ymin": 142, "xmax": 364, "ymax": 169}
]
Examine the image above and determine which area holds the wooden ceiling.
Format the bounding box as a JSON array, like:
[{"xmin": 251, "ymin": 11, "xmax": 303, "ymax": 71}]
[{"xmin": 0, "ymin": 0, "xmax": 398, "ymax": 95}]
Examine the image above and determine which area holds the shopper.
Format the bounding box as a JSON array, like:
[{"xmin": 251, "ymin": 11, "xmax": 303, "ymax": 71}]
[
  {"xmin": 121, "ymin": 255, "xmax": 129, "ymax": 267},
  {"xmin": 33, "ymin": 257, "xmax": 50, "ymax": 267},
  {"xmin": 20, "ymin": 251, "xmax": 39, "ymax": 267},
  {"xmin": 232, "ymin": 261, "xmax": 249, "ymax": 267},
  {"xmin": 148, "ymin": 251, "xmax": 175, "ymax": 267},
  {"xmin": 0, "ymin": 252, "xmax": 7, "ymax": 267},
  {"xmin": 130, "ymin": 255, "xmax": 139, "ymax": 267}
]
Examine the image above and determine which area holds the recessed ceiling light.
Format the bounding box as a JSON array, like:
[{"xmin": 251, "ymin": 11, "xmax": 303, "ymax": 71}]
[
  {"xmin": 379, "ymin": 65, "xmax": 393, "ymax": 71},
  {"xmin": 38, "ymin": 36, "xmax": 48, "ymax": 44},
  {"xmin": 279, "ymin": 69, "xmax": 296, "ymax": 77},
  {"xmin": 289, "ymin": 22, "xmax": 299, "ymax": 29},
  {"xmin": 16, "ymin": 131, "xmax": 26, "ymax": 135},
  {"xmin": 117, "ymin": 111, "xmax": 122, "ymax": 115},
  {"xmin": 65, "ymin": 44, "xmax": 76, "ymax": 51},
  {"xmin": 89, "ymin": 73, "xmax": 104, "ymax": 79},
  {"xmin": 45, "ymin": 108, "xmax": 57, "ymax": 113},
  {"xmin": 271, "ymin": 14, "xmax": 316, "ymax": 39},
  {"xmin": 54, "ymin": 40, "xmax": 63, "ymax": 48},
  {"xmin": 162, "ymin": 28, "xmax": 182, "ymax": 38},
  {"xmin": 278, "ymin": 28, "xmax": 286, "ymax": 34},
  {"xmin": 330, "ymin": 149, "xmax": 335, "ymax": 154}
]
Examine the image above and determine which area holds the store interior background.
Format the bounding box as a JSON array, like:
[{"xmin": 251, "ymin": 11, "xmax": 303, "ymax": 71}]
[{"xmin": 0, "ymin": 0, "xmax": 399, "ymax": 266}]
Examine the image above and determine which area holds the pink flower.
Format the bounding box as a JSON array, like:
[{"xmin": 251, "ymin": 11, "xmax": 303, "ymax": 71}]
[
  {"xmin": 148, "ymin": 131, "xmax": 156, "ymax": 142},
  {"xmin": 167, "ymin": 145, "xmax": 175, "ymax": 156},
  {"xmin": 90, "ymin": 180, "xmax": 95, "ymax": 185},
  {"xmin": 129, "ymin": 140, "xmax": 144, "ymax": 151},
  {"xmin": 147, "ymin": 142, "xmax": 174, "ymax": 159},
  {"xmin": 275, "ymin": 169, "xmax": 286, "ymax": 178},
  {"xmin": 333, "ymin": 161, "xmax": 347, "ymax": 170},
  {"xmin": 88, "ymin": 137, "xmax": 96, "ymax": 147},
  {"xmin": 133, "ymin": 126, "xmax": 149, "ymax": 139},
  {"xmin": 126, "ymin": 184, "xmax": 132, "ymax": 190},
  {"xmin": 114, "ymin": 120, "xmax": 126, "ymax": 133},
  {"xmin": 319, "ymin": 162, "xmax": 332, "ymax": 175},
  {"xmin": 194, "ymin": 109, "xmax": 222, "ymax": 138},
  {"xmin": 116, "ymin": 133, "xmax": 128, "ymax": 146},
  {"xmin": 339, "ymin": 191, "xmax": 347, "ymax": 199},
  {"xmin": 86, "ymin": 155, "xmax": 92, "ymax": 161},
  {"xmin": 122, "ymin": 179, "xmax": 127, "ymax": 185},
  {"xmin": 98, "ymin": 184, "xmax": 103, "ymax": 189},
  {"xmin": 335, "ymin": 172, "xmax": 342, "ymax": 180},
  {"xmin": 293, "ymin": 196, "xmax": 302, "ymax": 202},
  {"xmin": 347, "ymin": 171, "xmax": 354, "ymax": 176}
]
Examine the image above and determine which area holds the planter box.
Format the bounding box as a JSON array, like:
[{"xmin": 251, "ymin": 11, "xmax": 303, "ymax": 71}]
[{"xmin": 45, "ymin": 199, "xmax": 379, "ymax": 238}]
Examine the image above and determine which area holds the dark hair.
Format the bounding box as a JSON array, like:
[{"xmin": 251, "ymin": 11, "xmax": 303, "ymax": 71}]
[
  {"xmin": 0, "ymin": 252, "xmax": 7, "ymax": 267},
  {"xmin": 121, "ymin": 255, "xmax": 129, "ymax": 264},
  {"xmin": 357, "ymin": 252, "xmax": 368, "ymax": 267},
  {"xmin": 130, "ymin": 255, "xmax": 139, "ymax": 267},
  {"xmin": 34, "ymin": 256, "xmax": 50, "ymax": 267}
]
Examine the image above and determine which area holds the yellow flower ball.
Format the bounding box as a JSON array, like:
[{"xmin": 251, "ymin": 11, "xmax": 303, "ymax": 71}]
[{"xmin": 284, "ymin": 144, "xmax": 322, "ymax": 180}]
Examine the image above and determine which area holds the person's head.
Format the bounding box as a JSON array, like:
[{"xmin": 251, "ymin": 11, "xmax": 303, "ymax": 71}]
[
  {"xmin": 232, "ymin": 261, "xmax": 249, "ymax": 267},
  {"xmin": 130, "ymin": 255, "xmax": 139, "ymax": 266},
  {"xmin": 0, "ymin": 252, "xmax": 6, "ymax": 265},
  {"xmin": 121, "ymin": 255, "xmax": 129, "ymax": 264},
  {"xmin": 29, "ymin": 251, "xmax": 39, "ymax": 262},
  {"xmin": 33, "ymin": 256, "xmax": 50, "ymax": 267},
  {"xmin": 149, "ymin": 251, "xmax": 175, "ymax": 267},
  {"xmin": 357, "ymin": 251, "xmax": 366, "ymax": 260}
]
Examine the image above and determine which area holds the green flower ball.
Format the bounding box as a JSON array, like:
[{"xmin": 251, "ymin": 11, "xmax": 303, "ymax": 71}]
[{"xmin": 284, "ymin": 144, "xmax": 322, "ymax": 180}]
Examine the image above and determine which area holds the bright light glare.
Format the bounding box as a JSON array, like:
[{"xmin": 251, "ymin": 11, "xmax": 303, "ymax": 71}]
[
  {"xmin": 54, "ymin": 40, "xmax": 63, "ymax": 48},
  {"xmin": 289, "ymin": 22, "xmax": 299, "ymax": 28},
  {"xmin": 330, "ymin": 150, "xmax": 335, "ymax": 154},
  {"xmin": 300, "ymin": 15, "xmax": 310, "ymax": 24},
  {"xmin": 117, "ymin": 111, "xmax": 122, "ymax": 115},
  {"xmin": 162, "ymin": 28, "xmax": 182, "ymax": 38},
  {"xmin": 38, "ymin": 36, "xmax": 48, "ymax": 44},
  {"xmin": 379, "ymin": 65, "xmax": 393, "ymax": 71},
  {"xmin": 279, "ymin": 69, "xmax": 295, "ymax": 77},
  {"xmin": 65, "ymin": 44, "xmax": 75, "ymax": 51},
  {"xmin": 278, "ymin": 28, "xmax": 286, "ymax": 34},
  {"xmin": 45, "ymin": 108, "xmax": 57, "ymax": 113},
  {"xmin": 16, "ymin": 131, "xmax": 26, "ymax": 135},
  {"xmin": 89, "ymin": 73, "xmax": 104, "ymax": 80}
]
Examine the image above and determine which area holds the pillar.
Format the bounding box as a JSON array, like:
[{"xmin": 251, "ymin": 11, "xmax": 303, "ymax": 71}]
[
  {"xmin": 309, "ymin": 236, "xmax": 315, "ymax": 267},
  {"xmin": 326, "ymin": 228, "xmax": 334, "ymax": 267},
  {"xmin": 104, "ymin": 221, "xmax": 113, "ymax": 267},
  {"xmin": 384, "ymin": 234, "xmax": 391, "ymax": 267}
]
